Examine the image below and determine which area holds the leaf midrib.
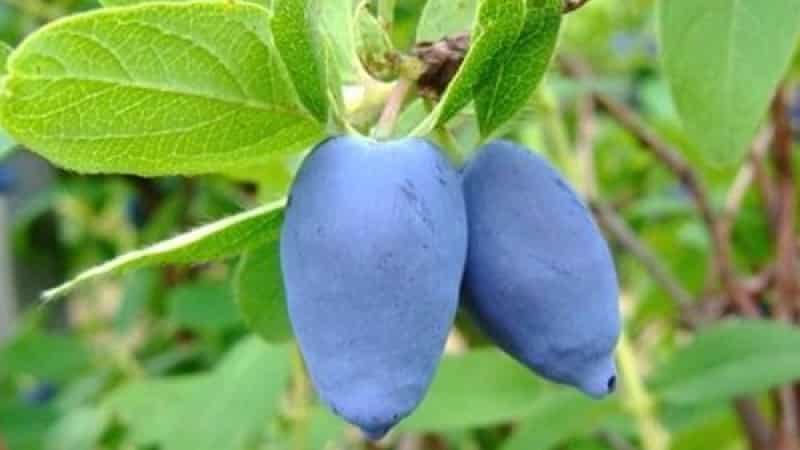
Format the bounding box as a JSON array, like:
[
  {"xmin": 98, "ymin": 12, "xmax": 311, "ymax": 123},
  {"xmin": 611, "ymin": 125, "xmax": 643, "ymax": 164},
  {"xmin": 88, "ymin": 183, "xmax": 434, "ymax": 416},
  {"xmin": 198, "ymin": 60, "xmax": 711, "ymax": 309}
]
[{"xmin": 6, "ymin": 74, "xmax": 313, "ymax": 120}]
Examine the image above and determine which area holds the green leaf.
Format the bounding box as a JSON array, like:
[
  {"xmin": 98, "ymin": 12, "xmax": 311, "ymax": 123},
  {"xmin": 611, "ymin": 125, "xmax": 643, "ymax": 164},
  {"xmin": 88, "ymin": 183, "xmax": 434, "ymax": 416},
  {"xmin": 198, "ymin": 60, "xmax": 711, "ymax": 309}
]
[
  {"xmin": 0, "ymin": 333, "xmax": 91, "ymax": 383},
  {"xmin": 0, "ymin": 40, "xmax": 11, "ymax": 75},
  {"xmin": 650, "ymin": 319, "xmax": 800, "ymax": 405},
  {"xmin": 423, "ymin": 0, "xmax": 526, "ymax": 132},
  {"xmin": 400, "ymin": 349, "xmax": 542, "ymax": 431},
  {"xmin": 46, "ymin": 407, "xmax": 111, "ymax": 450},
  {"xmin": 309, "ymin": 407, "xmax": 347, "ymax": 449},
  {"xmin": 272, "ymin": 0, "xmax": 329, "ymax": 122},
  {"xmin": 43, "ymin": 199, "xmax": 285, "ymax": 301},
  {"xmin": 235, "ymin": 240, "xmax": 292, "ymax": 342},
  {"xmin": 105, "ymin": 375, "xmax": 209, "ymax": 446},
  {"xmin": 168, "ymin": 280, "xmax": 241, "ymax": 332},
  {"xmin": 501, "ymin": 390, "xmax": 617, "ymax": 450},
  {"xmin": 0, "ymin": 402, "xmax": 58, "ymax": 450},
  {"xmin": 658, "ymin": 0, "xmax": 800, "ymax": 164},
  {"xmin": 105, "ymin": 338, "xmax": 291, "ymax": 450},
  {"xmin": 319, "ymin": 0, "xmax": 358, "ymax": 83},
  {"xmin": 416, "ymin": 0, "xmax": 478, "ymax": 42},
  {"xmin": 474, "ymin": 0, "xmax": 561, "ymax": 137},
  {"xmin": 0, "ymin": 2, "xmax": 324, "ymax": 176}
]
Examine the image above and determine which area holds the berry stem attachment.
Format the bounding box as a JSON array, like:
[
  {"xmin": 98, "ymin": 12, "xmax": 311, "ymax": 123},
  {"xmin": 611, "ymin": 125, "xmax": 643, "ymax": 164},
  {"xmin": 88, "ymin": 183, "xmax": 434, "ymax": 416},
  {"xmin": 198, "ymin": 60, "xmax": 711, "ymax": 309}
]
[{"xmin": 374, "ymin": 78, "xmax": 412, "ymax": 139}]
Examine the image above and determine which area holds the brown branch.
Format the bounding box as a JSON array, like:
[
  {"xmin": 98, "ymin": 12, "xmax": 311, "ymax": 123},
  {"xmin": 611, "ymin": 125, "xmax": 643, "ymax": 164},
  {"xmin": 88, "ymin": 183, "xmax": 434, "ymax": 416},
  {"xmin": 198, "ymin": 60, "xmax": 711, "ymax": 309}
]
[
  {"xmin": 574, "ymin": 91, "xmax": 696, "ymax": 319},
  {"xmin": 770, "ymin": 86, "xmax": 799, "ymax": 321},
  {"xmin": 736, "ymin": 398, "xmax": 775, "ymax": 450},
  {"xmin": 592, "ymin": 201, "xmax": 696, "ymax": 310},
  {"xmin": 769, "ymin": 86, "xmax": 800, "ymax": 450},
  {"xmin": 560, "ymin": 55, "xmax": 761, "ymax": 318},
  {"xmin": 563, "ymin": 0, "xmax": 593, "ymax": 13},
  {"xmin": 722, "ymin": 127, "xmax": 773, "ymax": 230},
  {"xmin": 561, "ymin": 54, "xmax": 774, "ymax": 449}
]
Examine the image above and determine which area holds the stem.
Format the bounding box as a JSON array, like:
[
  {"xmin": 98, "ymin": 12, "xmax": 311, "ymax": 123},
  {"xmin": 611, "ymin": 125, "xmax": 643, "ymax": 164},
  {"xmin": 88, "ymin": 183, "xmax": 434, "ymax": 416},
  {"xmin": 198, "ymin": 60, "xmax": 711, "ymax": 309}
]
[
  {"xmin": 592, "ymin": 201, "xmax": 695, "ymax": 310},
  {"xmin": 374, "ymin": 79, "xmax": 411, "ymax": 139},
  {"xmin": 560, "ymin": 55, "xmax": 761, "ymax": 318},
  {"xmin": 290, "ymin": 343, "xmax": 311, "ymax": 450},
  {"xmin": 617, "ymin": 331, "xmax": 670, "ymax": 450}
]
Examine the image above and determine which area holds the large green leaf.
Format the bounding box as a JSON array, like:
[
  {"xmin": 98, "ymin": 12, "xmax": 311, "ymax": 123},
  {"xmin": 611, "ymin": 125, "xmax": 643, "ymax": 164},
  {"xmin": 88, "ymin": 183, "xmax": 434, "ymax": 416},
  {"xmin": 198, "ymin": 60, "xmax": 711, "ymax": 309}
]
[
  {"xmin": 420, "ymin": 0, "xmax": 526, "ymax": 132},
  {"xmin": 235, "ymin": 240, "xmax": 292, "ymax": 342},
  {"xmin": 416, "ymin": 0, "xmax": 478, "ymax": 42},
  {"xmin": 272, "ymin": 0, "xmax": 329, "ymax": 122},
  {"xmin": 501, "ymin": 390, "xmax": 618, "ymax": 450},
  {"xmin": 0, "ymin": 2, "xmax": 324, "ymax": 176},
  {"xmin": 105, "ymin": 338, "xmax": 291, "ymax": 450},
  {"xmin": 659, "ymin": 0, "xmax": 800, "ymax": 164},
  {"xmin": 474, "ymin": 0, "xmax": 561, "ymax": 137},
  {"xmin": 650, "ymin": 319, "xmax": 800, "ymax": 405},
  {"xmin": 100, "ymin": 0, "xmax": 274, "ymax": 12},
  {"xmin": 400, "ymin": 349, "xmax": 542, "ymax": 431},
  {"xmin": 43, "ymin": 199, "xmax": 285, "ymax": 301},
  {"xmin": 319, "ymin": 0, "xmax": 358, "ymax": 83}
]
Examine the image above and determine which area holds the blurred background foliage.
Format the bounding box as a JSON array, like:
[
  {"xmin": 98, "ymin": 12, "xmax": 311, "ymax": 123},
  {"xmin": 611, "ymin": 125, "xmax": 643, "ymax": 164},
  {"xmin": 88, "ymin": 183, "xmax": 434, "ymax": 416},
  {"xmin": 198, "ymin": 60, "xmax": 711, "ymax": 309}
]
[{"xmin": 1, "ymin": 1, "xmax": 800, "ymax": 450}]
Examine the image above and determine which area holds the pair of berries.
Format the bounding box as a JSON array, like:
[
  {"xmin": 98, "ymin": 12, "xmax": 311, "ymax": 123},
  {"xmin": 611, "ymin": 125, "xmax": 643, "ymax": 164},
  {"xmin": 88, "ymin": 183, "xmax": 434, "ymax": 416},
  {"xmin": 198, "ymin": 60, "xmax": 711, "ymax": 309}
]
[{"xmin": 280, "ymin": 137, "xmax": 620, "ymax": 439}]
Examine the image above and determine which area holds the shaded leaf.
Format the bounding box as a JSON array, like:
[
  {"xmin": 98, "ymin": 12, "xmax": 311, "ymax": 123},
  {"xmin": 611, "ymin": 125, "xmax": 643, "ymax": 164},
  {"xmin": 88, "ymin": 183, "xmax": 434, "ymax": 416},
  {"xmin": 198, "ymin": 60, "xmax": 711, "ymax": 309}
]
[
  {"xmin": 235, "ymin": 240, "xmax": 292, "ymax": 342},
  {"xmin": 168, "ymin": 280, "xmax": 241, "ymax": 332},
  {"xmin": 0, "ymin": 40, "xmax": 11, "ymax": 74},
  {"xmin": 105, "ymin": 338, "xmax": 291, "ymax": 450},
  {"xmin": 501, "ymin": 390, "xmax": 618, "ymax": 450},
  {"xmin": 44, "ymin": 199, "xmax": 285, "ymax": 301},
  {"xmin": 46, "ymin": 407, "xmax": 111, "ymax": 450},
  {"xmin": 0, "ymin": 333, "xmax": 91, "ymax": 383}
]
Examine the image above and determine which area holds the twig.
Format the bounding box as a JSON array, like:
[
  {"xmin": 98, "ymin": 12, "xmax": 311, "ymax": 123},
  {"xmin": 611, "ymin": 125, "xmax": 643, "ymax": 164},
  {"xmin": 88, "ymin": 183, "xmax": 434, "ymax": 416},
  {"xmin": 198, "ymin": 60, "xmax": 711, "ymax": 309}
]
[
  {"xmin": 723, "ymin": 127, "xmax": 773, "ymax": 228},
  {"xmin": 735, "ymin": 398, "xmax": 774, "ymax": 450},
  {"xmin": 374, "ymin": 79, "xmax": 412, "ymax": 139},
  {"xmin": 769, "ymin": 86, "xmax": 800, "ymax": 450},
  {"xmin": 561, "ymin": 54, "xmax": 773, "ymax": 449},
  {"xmin": 563, "ymin": 0, "xmax": 593, "ymax": 13},
  {"xmin": 575, "ymin": 91, "xmax": 694, "ymax": 314},
  {"xmin": 576, "ymin": 94, "xmax": 598, "ymax": 198},
  {"xmin": 592, "ymin": 202, "xmax": 695, "ymax": 309},
  {"xmin": 560, "ymin": 55, "xmax": 761, "ymax": 318}
]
